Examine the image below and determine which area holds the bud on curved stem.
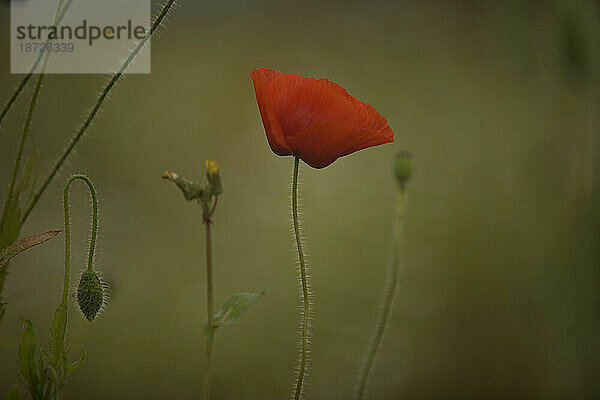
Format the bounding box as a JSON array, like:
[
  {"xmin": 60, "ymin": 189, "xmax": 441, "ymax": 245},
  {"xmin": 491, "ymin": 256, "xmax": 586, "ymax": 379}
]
[{"xmin": 63, "ymin": 175, "xmax": 107, "ymax": 322}]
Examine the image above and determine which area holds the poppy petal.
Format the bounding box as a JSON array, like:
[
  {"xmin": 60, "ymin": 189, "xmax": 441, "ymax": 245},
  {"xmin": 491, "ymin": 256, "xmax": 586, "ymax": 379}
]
[
  {"xmin": 251, "ymin": 68, "xmax": 394, "ymax": 168},
  {"xmin": 251, "ymin": 68, "xmax": 293, "ymax": 156}
]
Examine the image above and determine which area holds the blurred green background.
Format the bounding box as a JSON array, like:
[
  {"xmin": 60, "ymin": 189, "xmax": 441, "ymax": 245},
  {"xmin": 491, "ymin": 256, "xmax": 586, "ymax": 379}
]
[{"xmin": 1, "ymin": 0, "xmax": 600, "ymax": 398}]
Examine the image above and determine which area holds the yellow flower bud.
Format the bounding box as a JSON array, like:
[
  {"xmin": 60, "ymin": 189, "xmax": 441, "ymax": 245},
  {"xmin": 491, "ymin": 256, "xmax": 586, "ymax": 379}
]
[{"xmin": 205, "ymin": 160, "xmax": 223, "ymax": 196}]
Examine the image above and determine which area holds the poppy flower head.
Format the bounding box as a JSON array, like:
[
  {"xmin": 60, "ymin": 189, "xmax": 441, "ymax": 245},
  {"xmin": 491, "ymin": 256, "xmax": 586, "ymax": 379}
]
[{"xmin": 251, "ymin": 68, "xmax": 394, "ymax": 168}]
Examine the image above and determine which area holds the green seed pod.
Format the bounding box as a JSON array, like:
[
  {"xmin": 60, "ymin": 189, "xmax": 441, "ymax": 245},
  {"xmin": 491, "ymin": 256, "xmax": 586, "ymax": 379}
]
[
  {"xmin": 394, "ymin": 151, "xmax": 413, "ymax": 189},
  {"xmin": 76, "ymin": 269, "xmax": 105, "ymax": 322}
]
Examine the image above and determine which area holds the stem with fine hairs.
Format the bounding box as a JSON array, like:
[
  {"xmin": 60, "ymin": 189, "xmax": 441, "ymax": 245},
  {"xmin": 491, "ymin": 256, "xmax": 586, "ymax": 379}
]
[
  {"xmin": 355, "ymin": 187, "xmax": 408, "ymax": 400},
  {"xmin": 291, "ymin": 155, "xmax": 311, "ymax": 400},
  {"xmin": 20, "ymin": 0, "xmax": 177, "ymax": 227},
  {"xmin": 62, "ymin": 175, "xmax": 99, "ymax": 309},
  {"xmin": 0, "ymin": 0, "xmax": 73, "ymax": 130},
  {"xmin": 1, "ymin": 0, "xmax": 65, "ymax": 231}
]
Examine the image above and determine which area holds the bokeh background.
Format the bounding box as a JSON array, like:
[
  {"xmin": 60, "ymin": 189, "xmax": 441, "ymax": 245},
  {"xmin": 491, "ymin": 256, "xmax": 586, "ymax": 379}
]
[{"xmin": 1, "ymin": 1, "xmax": 600, "ymax": 399}]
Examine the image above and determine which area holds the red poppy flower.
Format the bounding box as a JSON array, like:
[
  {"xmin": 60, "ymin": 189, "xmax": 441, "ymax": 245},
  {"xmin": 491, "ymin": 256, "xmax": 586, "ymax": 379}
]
[{"xmin": 251, "ymin": 68, "xmax": 395, "ymax": 168}]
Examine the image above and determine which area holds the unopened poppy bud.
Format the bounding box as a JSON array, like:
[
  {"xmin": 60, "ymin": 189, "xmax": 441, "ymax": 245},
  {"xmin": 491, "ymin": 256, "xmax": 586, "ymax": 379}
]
[
  {"xmin": 76, "ymin": 269, "xmax": 107, "ymax": 322},
  {"xmin": 205, "ymin": 160, "xmax": 223, "ymax": 196},
  {"xmin": 394, "ymin": 151, "xmax": 413, "ymax": 189},
  {"xmin": 162, "ymin": 170, "xmax": 204, "ymax": 201}
]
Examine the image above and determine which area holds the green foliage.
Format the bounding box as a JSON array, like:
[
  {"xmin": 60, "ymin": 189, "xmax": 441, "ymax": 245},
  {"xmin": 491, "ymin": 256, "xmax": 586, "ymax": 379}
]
[
  {"xmin": 17, "ymin": 318, "xmax": 56, "ymax": 400},
  {"xmin": 213, "ymin": 292, "xmax": 264, "ymax": 326},
  {"xmin": 0, "ymin": 153, "xmax": 41, "ymax": 324},
  {"xmin": 48, "ymin": 306, "xmax": 68, "ymax": 373},
  {"xmin": 5, "ymin": 386, "xmax": 22, "ymax": 400},
  {"xmin": 0, "ymin": 153, "xmax": 38, "ymax": 250},
  {"xmin": 11, "ymin": 174, "xmax": 104, "ymax": 399},
  {"xmin": 0, "ymin": 230, "xmax": 60, "ymax": 325},
  {"xmin": 16, "ymin": 308, "xmax": 86, "ymax": 399}
]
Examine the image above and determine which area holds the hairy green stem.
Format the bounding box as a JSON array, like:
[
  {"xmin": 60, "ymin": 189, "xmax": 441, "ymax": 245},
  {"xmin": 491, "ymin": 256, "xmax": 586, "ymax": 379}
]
[
  {"xmin": 1, "ymin": 0, "xmax": 66, "ymax": 234},
  {"xmin": 63, "ymin": 175, "xmax": 98, "ymax": 308},
  {"xmin": 202, "ymin": 201, "xmax": 215, "ymax": 400},
  {"xmin": 292, "ymin": 156, "xmax": 310, "ymax": 400},
  {"xmin": 0, "ymin": 3, "xmax": 60, "ymax": 318},
  {"xmin": 0, "ymin": 0, "xmax": 73, "ymax": 130},
  {"xmin": 0, "ymin": 55, "xmax": 48, "ymax": 231},
  {"xmin": 355, "ymin": 188, "xmax": 408, "ymax": 400},
  {"xmin": 20, "ymin": 0, "xmax": 177, "ymax": 226}
]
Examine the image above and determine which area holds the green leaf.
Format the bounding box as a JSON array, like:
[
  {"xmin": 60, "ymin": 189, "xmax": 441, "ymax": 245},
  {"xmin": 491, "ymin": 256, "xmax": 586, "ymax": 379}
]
[
  {"xmin": 65, "ymin": 346, "xmax": 86, "ymax": 379},
  {"xmin": 48, "ymin": 306, "xmax": 67, "ymax": 373},
  {"xmin": 0, "ymin": 153, "xmax": 41, "ymax": 329},
  {"xmin": 0, "ymin": 230, "xmax": 61, "ymax": 267},
  {"xmin": 16, "ymin": 152, "xmax": 39, "ymax": 204},
  {"xmin": 5, "ymin": 385, "xmax": 22, "ymax": 400},
  {"xmin": 18, "ymin": 318, "xmax": 40, "ymax": 393},
  {"xmin": 0, "ymin": 194, "xmax": 21, "ymax": 252},
  {"xmin": 213, "ymin": 292, "xmax": 264, "ymax": 326},
  {"xmin": 0, "ymin": 153, "xmax": 38, "ymax": 252}
]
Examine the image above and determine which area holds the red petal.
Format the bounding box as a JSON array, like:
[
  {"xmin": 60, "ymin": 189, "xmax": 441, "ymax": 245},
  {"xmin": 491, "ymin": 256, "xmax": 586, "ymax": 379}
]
[
  {"xmin": 251, "ymin": 68, "xmax": 394, "ymax": 168},
  {"xmin": 251, "ymin": 68, "xmax": 292, "ymax": 156}
]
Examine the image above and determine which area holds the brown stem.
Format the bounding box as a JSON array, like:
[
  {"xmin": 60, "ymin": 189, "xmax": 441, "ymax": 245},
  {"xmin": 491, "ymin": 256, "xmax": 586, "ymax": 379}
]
[{"xmin": 202, "ymin": 202, "xmax": 215, "ymax": 400}]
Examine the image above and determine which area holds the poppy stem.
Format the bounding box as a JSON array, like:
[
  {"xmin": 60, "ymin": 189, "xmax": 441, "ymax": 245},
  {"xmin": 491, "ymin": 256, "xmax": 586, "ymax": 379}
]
[
  {"xmin": 355, "ymin": 186, "xmax": 408, "ymax": 400},
  {"xmin": 291, "ymin": 156, "xmax": 310, "ymax": 400},
  {"xmin": 202, "ymin": 201, "xmax": 216, "ymax": 400},
  {"xmin": 63, "ymin": 175, "xmax": 99, "ymax": 309}
]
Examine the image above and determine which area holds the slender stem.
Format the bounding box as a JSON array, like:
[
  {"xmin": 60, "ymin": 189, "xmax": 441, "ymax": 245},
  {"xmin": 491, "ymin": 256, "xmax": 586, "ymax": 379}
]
[
  {"xmin": 0, "ymin": 0, "xmax": 73, "ymax": 130},
  {"xmin": 62, "ymin": 175, "xmax": 98, "ymax": 308},
  {"xmin": 3, "ymin": 0, "xmax": 67, "ymax": 226},
  {"xmin": 355, "ymin": 188, "xmax": 408, "ymax": 400},
  {"xmin": 20, "ymin": 0, "xmax": 177, "ymax": 226},
  {"xmin": 202, "ymin": 203, "xmax": 215, "ymax": 400},
  {"xmin": 0, "ymin": 45, "xmax": 55, "ymax": 228},
  {"xmin": 0, "ymin": 0, "xmax": 67, "ymax": 325},
  {"xmin": 292, "ymin": 156, "xmax": 310, "ymax": 400}
]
